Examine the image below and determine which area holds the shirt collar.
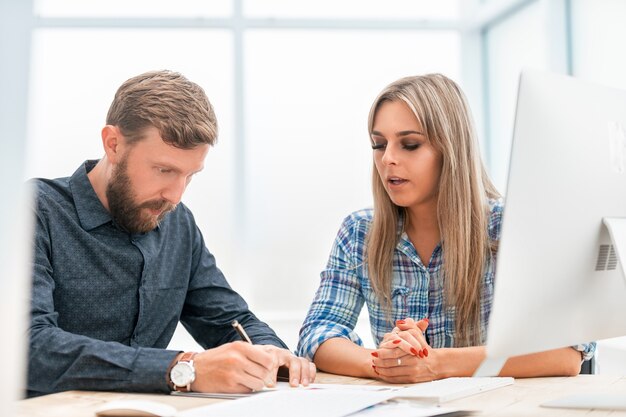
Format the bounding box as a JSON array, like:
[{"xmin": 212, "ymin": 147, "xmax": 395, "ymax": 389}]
[{"xmin": 69, "ymin": 160, "xmax": 113, "ymax": 231}]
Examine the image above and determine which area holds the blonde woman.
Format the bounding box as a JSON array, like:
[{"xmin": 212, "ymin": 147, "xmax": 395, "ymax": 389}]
[{"xmin": 297, "ymin": 74, "xmax": 595, "ymax": 383}]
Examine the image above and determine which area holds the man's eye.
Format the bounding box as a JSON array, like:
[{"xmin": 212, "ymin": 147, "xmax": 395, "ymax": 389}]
[{"xmin": 157, "ymin": 168, "xmax": 172, "ymax": 174}]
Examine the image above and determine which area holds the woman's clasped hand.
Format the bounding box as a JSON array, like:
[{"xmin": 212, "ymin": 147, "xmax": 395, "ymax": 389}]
[{"xmin": 370, "ymin": 318, "xmax": 438, "ymax": 383}]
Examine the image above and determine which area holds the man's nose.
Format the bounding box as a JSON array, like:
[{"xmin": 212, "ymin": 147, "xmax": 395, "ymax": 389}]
[{"xmin": 161, "ymin": 177, "xmax": 187, "ymax": 205}]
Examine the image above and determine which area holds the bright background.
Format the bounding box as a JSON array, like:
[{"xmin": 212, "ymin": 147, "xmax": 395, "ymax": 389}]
[{"xmin": 5, "ymin": 0, "xmax": 626, "ymax": 373}]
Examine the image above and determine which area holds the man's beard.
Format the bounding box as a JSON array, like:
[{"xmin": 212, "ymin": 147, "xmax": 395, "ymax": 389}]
[{"xmin": 106, "ymin": 157, "xmax": 176, "ymax": 234}]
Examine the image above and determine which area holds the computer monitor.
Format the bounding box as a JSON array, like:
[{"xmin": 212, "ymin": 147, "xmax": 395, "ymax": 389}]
[{"xmin": 477, "ymin": 70, "xmax": 626, "ymax": 378}]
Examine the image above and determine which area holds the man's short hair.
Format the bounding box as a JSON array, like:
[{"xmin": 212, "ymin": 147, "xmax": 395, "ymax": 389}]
[{"xmin": 106, "ymin": 70, "xmax": 218, "ymax": 148}]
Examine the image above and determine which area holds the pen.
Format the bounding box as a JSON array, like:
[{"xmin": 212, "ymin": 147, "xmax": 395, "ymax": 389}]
[{"xmin": 231, "ymin": 319, "xmax": 253, "ymax": 344}]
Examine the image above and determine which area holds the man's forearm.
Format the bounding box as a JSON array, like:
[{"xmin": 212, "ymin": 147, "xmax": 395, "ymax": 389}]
[{"xmin": 28, "ymin": 325, "xmax": 179, "ymax": 396}]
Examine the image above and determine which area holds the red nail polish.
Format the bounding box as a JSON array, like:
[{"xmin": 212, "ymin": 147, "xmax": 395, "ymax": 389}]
[
  {"xmin": 371, "ymin": 351, "xmax": 379, "ymax": 358},
  {"xmin": 410, "ymin": 347, "xmax": 418, "ymax": 356},
  {"xmin": 423, "ymin": 348, "xmax": 429, "ymax": 357},
  {"xmin": 396, "ymin": 319, "xmax": 406, "ymax": 325},
  {"xmin": 423, "ymin": 317, "xmax": 429, "ymax": 323},
  {"xmin": 418, "ymin": 351, "xmax": 424, "ymax": 358},
  {"xmin": 393, "ymin": 339, "xmax": 401, "ymax": 344}
]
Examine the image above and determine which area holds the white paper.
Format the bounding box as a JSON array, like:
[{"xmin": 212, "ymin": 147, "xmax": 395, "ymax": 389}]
[
  {"xmin": 178, "ymin": 388, "xmax": 395, "ymax": 417},
  {"xmin": 350, "ymin": 402, "xmax": 468, "ymax": 417}
]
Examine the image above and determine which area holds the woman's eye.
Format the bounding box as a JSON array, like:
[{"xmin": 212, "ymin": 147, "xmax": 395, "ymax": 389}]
[
  {"xmin": 371, "ymin": 143, "xmax": 386, "ymax": 150},
  {"xmin": 403, "ymin": 144, "xmax": 420, "ymax": 151}
]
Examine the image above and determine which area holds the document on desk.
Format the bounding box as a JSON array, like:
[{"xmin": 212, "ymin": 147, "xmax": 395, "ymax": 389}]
[
  {"xmin": 353, "ymin": 402, "xmax": 470, "ymax": 417},
  {"xmin": 170, "ymin": 381, "xmax": 397, "ymax": 400},
  {"xmin": 178, "ymin": 388, "xmax": 396, "ymax": 417}
]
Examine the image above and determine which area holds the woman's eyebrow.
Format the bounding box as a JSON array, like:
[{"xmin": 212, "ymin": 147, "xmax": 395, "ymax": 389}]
[{"xmin": 397, "ymin": 130, "xmax": 424, "ymax": 136}]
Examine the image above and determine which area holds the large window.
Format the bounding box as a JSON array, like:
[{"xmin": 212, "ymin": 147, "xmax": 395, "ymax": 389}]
[
  {"xmin": 28, "ymin": 2, "xmax": 461, "ymax": 350},
  {"xmin": 19, "ymin": 0, "xmax": 626, "ymax": 368},
  {"xmin": 484, "ymin": 1, "xmax": 549, "ymax": 192}
]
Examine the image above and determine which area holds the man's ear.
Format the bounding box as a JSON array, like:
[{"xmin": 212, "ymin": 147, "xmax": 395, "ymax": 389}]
[{"xmin": 101, "ymin": 125, "xmax": 125, "ymax": 164}]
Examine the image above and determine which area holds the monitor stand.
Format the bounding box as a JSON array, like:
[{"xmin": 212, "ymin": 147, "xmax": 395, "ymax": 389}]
[
  {"xmin": 540, "ymin": 217, "xmax": 626, "ymax": 410},
  {"xmin": 473, "ymin": 358, "xmax": 506, "ymax": 377}
]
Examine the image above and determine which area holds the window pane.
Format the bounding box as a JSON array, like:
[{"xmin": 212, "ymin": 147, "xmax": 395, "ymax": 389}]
[
  {"xmin": 244, "ymin": 0, "xmax": 459, "ymax": 19},
  {"xmin": 27, "ymin": 29, "xmax": 237, "ymax": 280},
  {"xmin": 485, "ymin": 1, "xmax": 549, "ymax": 193},
  {"xmin": 243, "ymin": 30, "xmax": 460, "ymax": 314},
  {"xmin": 571, "ymin": 0, "xmax": 626, "ymax": 90},
  {"xmin": 34, "ymin": 0, "xmax": 232, "ymax": 18}
]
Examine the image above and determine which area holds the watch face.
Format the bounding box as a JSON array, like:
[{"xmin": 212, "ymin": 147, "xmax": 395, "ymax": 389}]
[{"xmin": 171, "ymin": 362, "xmax": 195, "ymax": 387}]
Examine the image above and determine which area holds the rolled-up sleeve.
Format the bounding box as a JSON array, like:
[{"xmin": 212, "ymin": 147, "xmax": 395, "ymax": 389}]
[
  {"xmin": 297, "ymin": 215, "xmax": 365, "ymax": 360},
  {"xmin": 574, "ymin": 342, "xmax": 596, "ymax": 362}
]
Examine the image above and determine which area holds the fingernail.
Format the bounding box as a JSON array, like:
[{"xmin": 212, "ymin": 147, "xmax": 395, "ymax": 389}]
[
  {"xmin": 371, "ymin": 351, "xmax": 379, "ymax": 358},
  {"xmin": 393, "ymin": 339, "xmax": 401, "ymax": 344},
  {"xmin": 423, "ymin": 317, "xmax": 429, "ymax": 323},
  {"xmin": 410, "ymin": 347, "xmax": 418, "ymax": 356},
  {"xmin": 423, "ymin": 348, "xmax": 429, "ymax": 357},
  {"xmin": 291, "ymin": 378, "xmax": 299, "ymax": 386},
  {"xmin": 418, "ymin": 351, "xmax": 424, "ymax": 358},
  {"xmin": 396, "ymin": 319, "xmax": 406, "ymax": 324},
  {"xmin": 302, "ymin": 378, "xmax": 309, "ymax": 386}
]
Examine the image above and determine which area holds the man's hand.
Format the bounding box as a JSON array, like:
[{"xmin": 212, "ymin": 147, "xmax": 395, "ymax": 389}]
[
  {"xmin": 188, "ymin": 342, "xmax": 316, "ymax": 393},
  {"xmin": 190, "ymin": 341, "xmax": 278, "ymax": 393},
  {"xmin": 261, "ymin": 345, "xmax": 317, "ymax": 387}
]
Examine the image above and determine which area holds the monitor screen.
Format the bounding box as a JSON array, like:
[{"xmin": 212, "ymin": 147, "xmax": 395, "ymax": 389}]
[{"xmin": 481, "ymin": 70, "xmax": 626, "ymax": 372}]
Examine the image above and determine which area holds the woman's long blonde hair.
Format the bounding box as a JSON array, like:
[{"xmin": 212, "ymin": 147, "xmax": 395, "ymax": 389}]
[{"xmin": 366, "ymin": 74, "xmax": 500, "ymax": 347}]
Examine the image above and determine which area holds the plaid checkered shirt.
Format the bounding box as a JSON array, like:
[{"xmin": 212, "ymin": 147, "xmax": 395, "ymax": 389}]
[{"xmin": 297, "ymin": 199, "xmax": 596, "ymax": 362}]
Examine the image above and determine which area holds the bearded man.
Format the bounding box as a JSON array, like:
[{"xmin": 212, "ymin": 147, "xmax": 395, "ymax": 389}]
[{"xmin": 27, "ymin": 70, "xmax": 314, "ymax": 397}]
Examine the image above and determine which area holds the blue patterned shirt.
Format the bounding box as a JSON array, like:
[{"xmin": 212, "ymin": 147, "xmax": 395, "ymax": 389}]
[
  {"xmin": 28, "ymin": 160, "xmax": 287, "ymax": 397},
  {"xmin": 297, "ymin": 200, "xmax": 596, "ymax": 362}
]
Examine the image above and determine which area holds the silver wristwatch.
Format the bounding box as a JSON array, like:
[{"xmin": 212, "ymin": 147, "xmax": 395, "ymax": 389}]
[{"xmin": 169, "ymin": 352, "xmax": 197, "ymax": 392}]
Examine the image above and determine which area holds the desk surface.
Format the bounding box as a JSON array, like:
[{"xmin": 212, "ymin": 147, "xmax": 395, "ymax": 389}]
[{"xmin": 16, "ymin": 373, "xmax": 626, "ymax": 417}]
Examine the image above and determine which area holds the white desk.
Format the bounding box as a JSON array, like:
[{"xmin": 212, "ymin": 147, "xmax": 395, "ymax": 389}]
[{"xmin": 16, "ymin": 373, "xmax": 626, "ymax": 416}]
